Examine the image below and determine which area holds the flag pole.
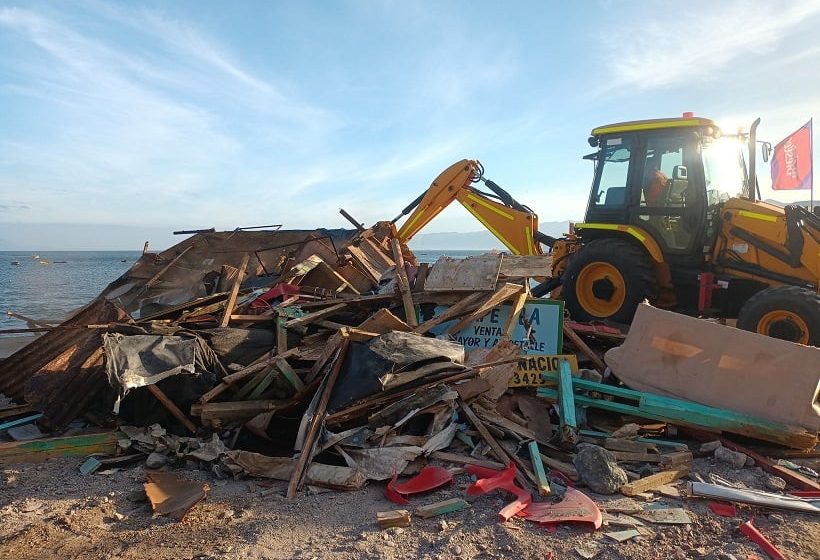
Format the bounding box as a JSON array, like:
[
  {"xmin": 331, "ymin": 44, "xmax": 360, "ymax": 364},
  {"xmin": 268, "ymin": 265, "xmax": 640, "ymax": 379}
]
[{"xmin": 811, "ymin": 117, "xmax": 814, "ymax": 211}]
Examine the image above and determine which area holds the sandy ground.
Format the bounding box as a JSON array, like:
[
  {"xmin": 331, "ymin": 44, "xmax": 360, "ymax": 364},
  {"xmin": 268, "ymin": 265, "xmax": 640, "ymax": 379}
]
[{"xmin": 1, "ymin": 456, "xmax": 818, "ymax": 560}]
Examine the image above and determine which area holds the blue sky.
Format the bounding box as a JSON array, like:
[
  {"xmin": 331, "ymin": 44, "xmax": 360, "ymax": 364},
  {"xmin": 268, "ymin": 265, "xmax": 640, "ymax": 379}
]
[{"xmin": 1, "ymin": 0, "xmax": 819, "ymax": 249}]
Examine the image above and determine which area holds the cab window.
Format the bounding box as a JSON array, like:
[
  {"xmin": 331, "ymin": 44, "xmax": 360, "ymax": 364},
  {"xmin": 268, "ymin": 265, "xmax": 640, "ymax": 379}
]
[{"xmin": 591, "ymin": 137, "xmax": 632, "ymax": 207}]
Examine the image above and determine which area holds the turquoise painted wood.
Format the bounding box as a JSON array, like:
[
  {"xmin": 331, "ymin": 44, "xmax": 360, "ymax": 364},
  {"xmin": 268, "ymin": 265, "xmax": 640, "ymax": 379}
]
[
  {"xmin": 0, "ymin": 413, "xmax": 43, "ymax": 433},
  {"xmin": 537, "ymin": 373, "xmax": 815, "ymax": 449},
  {"xmin": 557, "ymin": 359, "xmax": 577, "ymax": 431},
  {"xmin": 528, "ymin": 440, "xmax": 550, "ymax": 495}
]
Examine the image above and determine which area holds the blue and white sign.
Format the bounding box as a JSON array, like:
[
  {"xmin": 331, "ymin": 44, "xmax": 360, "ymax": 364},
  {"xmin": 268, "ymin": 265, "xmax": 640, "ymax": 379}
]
[{"xmin": 429, "ymin": 299, "xmax": 564, "ymax": 355}]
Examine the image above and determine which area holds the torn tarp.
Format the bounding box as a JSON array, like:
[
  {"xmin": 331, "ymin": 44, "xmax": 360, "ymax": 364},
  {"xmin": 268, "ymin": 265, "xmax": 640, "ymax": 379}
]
[{"xmin": 104, "ymin": 333, "xmax": 202, "ymax": 390}]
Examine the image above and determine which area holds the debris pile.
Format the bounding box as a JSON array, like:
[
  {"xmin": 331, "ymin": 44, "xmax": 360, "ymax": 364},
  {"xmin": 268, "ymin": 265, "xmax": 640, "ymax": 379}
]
[{"xmin": 1, "ymin": 222, "xmax": 818, "ymax": 558}]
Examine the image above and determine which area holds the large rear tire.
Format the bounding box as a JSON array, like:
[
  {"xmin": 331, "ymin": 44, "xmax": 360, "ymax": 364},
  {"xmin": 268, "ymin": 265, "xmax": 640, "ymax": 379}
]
[
  {"xmin": 562, "ymin": 238, "xmax": 657, "ymax": 324},
  {"xmin": 737, "ymin": 286, "xmax": 819, "ymax": 346}
]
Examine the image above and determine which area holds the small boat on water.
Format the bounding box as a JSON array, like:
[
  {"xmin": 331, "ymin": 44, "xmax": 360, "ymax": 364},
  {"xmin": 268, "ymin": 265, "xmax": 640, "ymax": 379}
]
[
  {"xmin": 39, "ymin": 259, "xmax": 49, "ymax": 265},
  {"xmin": 10, "ymin": 259, "xmax": 21, "ymax": 265},
  {"xmin": 32, "ymin": 254, "xmax": 39, "ymax": 259},
  {"xmin": 53, "ymin": 261, "xmax": 67, "ymax": 264}
]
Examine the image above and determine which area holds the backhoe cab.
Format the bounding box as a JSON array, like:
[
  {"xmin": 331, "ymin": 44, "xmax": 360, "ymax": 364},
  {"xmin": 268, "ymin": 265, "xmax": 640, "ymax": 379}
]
[{"xmin": 563, "ymin": 113, "xmax": 820, "ymax": 345}]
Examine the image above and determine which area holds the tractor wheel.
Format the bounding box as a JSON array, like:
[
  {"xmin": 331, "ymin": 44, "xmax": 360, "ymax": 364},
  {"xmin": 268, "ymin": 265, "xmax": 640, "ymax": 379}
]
[
  {"xmin": 737, "ymin": 286, "xmax": 820, "ymax": 346},
  {"xmin": 562, "ymin": 238, "xmax": 657, "ymax": 324}
]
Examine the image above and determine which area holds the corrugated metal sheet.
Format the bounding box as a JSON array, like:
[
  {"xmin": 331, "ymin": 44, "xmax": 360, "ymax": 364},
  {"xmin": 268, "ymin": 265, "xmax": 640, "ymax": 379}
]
[{"xmin": 0, "ymin": 299, "xmax": 130, "ymax": 430}]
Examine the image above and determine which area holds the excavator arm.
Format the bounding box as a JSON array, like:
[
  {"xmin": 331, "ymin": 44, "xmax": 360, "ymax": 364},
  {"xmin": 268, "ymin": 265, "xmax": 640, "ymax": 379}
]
[{"xmin": 391, "ymin": 159, "xmax": 546, "ymax": 255}]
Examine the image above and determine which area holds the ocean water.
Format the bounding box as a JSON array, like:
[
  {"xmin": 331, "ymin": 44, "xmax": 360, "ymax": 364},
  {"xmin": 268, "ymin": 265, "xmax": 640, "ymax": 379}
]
[
  {"xmin": 0, "ymin": 248, "xmax": 488, "ymax": 334},
  {"xmin": 0, "ymin": 251, "xmax": 141, "ymax": 333}
]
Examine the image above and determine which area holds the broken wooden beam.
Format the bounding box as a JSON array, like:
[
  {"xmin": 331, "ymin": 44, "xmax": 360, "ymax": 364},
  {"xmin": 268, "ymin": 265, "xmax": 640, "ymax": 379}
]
[
  {"xmin": 620, "ymin": 468, "xmax": 690, "ymax": 497},
  {"xmin": 147, "ymin": 384, "xmax": 197, "ymax": 434},
  {"xmin": 416, "ymin": 498, "xmax": 469, "ymax": 519},
  {"xmin": 377, "ymin": 509, "xmax": 411, "ymax": 528},
  {"xmin": 562, "ymin": 324, "xmax": 607, "ymax": 373},
  {"xmin": 413, "ymin": 291, "xmax": 485, "ymax": 335},
  {"xmin": 445, "ymin": 283, "xmax": 524, "ymax": 335},
  {"xmin": 528, "ymin": 441, "xmax": 550, "ymax": 496},
  {"xmin": 219, "ymin": 252, "xmax": 250, "ymax": 327},
  {"xmin": 390, "ymin": 238, "xmax": 418, "ymax": 326},
  {"xmin": 287, "ymin": 337, "xmax": 350, "ymax": 499},
  {"xmin": 285, "ymin": 303, "xmax": 347, "ymax": 329}
]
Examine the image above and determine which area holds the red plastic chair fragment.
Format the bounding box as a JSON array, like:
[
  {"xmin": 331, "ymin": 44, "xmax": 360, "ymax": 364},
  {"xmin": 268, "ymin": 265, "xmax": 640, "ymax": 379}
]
[
  {"xmin": 518, "ymin": 487, "xmax": 602, "ymax": 529},
  {"xmin": 708, "ymin": 501, "xmax": 737, "ymax": 517},
  {"xmin": 384, "ymin": 466, "xmax": 452, "ymax": 504},
  {"xmin": 466, "ymin": 464, "xmax": 532, "ymax": 522},
  {"xmin": 391, "ymin": 466, "xmax": 453, "ymax": 495},
  {"xmin": 739, "ymin": 519, "xmax": 786, "ymax": 560}
]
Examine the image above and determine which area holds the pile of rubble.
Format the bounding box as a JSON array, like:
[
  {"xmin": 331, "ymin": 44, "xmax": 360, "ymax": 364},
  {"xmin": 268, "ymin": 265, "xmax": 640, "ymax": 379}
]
[{"xmin": 1, "ymin": 223, "xmax": 818, "ymax": 558}]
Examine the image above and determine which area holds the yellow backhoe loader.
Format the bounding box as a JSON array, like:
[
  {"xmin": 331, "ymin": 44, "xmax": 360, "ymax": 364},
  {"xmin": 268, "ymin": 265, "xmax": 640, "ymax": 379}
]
[{"xmin": 385, "ymin": 114, "xmax": 820, "ymax": 346}]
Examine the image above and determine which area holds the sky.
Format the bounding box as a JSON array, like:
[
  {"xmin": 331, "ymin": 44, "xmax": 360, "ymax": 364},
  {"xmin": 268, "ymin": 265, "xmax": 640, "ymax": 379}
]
[{"xmin": 1, "ymin": 0, "xmax": 819, "ymax": 250}]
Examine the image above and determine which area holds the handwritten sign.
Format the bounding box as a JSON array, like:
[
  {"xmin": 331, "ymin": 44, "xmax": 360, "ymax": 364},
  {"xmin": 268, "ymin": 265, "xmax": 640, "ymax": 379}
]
[
  {"xmin": 429, "ymin": 299, "xmax": 563, "ymax": 355},
  {"xmin": 509, "ymin": 354, "xmax": 579, "ymax": 386}
]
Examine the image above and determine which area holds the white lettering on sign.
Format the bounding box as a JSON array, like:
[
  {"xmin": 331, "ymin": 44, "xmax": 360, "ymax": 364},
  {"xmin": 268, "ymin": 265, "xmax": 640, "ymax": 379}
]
[{"xmin": 784, "ymin": 140, "xmax": 799, "ymax": 180}]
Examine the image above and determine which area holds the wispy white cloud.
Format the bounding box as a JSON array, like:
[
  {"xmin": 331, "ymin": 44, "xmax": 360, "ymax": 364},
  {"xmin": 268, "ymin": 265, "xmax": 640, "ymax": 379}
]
[{"xmin": 602, "ymin": 2, "xmax": 820, "ymax": 90}]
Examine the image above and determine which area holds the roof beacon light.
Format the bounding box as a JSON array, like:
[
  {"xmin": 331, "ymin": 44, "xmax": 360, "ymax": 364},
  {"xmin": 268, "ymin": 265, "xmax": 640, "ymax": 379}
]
[{"xmin": 682, "ymin": 112, "xmax": 694, "ymax": 119}]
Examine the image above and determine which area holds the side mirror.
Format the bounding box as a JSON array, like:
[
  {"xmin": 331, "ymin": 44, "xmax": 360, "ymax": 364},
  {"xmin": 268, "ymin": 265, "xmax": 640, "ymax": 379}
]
[
  {"xmin": 672, "ymin": 165, "xmax": 688, "ymax": 181},
  {"xmin": 761, "ymin": 142, "xmax": 772, "ymax": 163}
]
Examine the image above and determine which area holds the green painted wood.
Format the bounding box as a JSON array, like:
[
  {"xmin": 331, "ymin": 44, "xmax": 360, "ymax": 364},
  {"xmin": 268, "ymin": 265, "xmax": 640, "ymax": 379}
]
[
  {"xmin": 276, "ymin": 358, "xmax": 306, "ymax": 393},
  {"xmin": 247, "ymin": 370, "xmax": 278, "ymax": 400},
  {"xmin": 537, "ymin": 375, "xmax": 815, "ymax": 449},
  {"xmin": 0, "ymin": 432, "xmax": 118, "ymax": 463},
  {"xmin": 528, "ymin": 440, "xmax": 550, "ymax": 495},
  {"xmin": 416, "ymin": 498, "xmax": 470, "ymax": 518}
]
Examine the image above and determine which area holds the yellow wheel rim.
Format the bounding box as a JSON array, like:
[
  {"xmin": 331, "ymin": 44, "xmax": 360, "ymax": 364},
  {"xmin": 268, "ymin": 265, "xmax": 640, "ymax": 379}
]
[
  {"xmin": 576, "ymin": 262, "xmax": 626, "ymax": 318},
  {"xmin": 757, "ymin": 310, "xmax": 810, "ymax": 344}
]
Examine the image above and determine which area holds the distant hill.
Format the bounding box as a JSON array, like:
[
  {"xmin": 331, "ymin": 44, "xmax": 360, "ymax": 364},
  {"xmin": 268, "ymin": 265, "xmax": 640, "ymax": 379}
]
[{"xmin": 409, "ymin": 220, "xmax": 574, "ymax": 250}]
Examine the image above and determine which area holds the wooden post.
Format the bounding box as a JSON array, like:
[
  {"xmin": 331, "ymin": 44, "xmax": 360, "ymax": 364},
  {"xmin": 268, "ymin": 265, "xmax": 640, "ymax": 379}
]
[
  {"xmin": 389, "ymin": 238, "xmax": 418, "ymax": 326},
  {"xmin": 220, "ymin": 253, "xmax": 250, "ymax": 327}
]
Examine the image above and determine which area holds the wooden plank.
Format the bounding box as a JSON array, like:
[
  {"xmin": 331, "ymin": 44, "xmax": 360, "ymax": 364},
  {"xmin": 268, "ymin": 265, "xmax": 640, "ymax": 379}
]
[
  {"xmin": 376, "ymin": 509, "xmax": 411, "ymax": 528},
  {"xmin": 360, "ymin": 237, "xmax": 395, "ymax": 269},
  {"xmin": 0, "ymin": 432, "xmax": 117, "ymax": 464},
  {"xmin": 219, "ymin": 253, "xmax": 250, "ymax": 327},
  {"xmin": 247, "ymin": 369, "xmax": 279, "ymax": 400},
  {"xmin": 358, "ymin": 308, "xmax": 411, "ymax": 334},
  {"xmin": 428, "ymin": 451, "xmax": 506, "ymax": 471},
  {"xmin": 416, "ymin": 498, "xmax": 469, "ymax": 519},
  {"xmin": 605, "ymin": 438, "xmax": 660, "ymax": 454},
  {"xmin": 229, "ymin": 314, "xmax": 275, "ymax": 322},
  {"xmin": 499, "ymin": 254, "xmax": 552, "ymax": 277},
  {"xmin": 199, "ymin": 400, "xmax": 285, "ymax": 422},
  {"xmin": 444, "ymin": 283, "xmax": 524, "ymax": 335},
  {"xmin": 0, "ymin": 404, "xmax": 34, "ymax": 420},
  {"xmin": 276, "ymin": 312, "xmax": 288, "ymax": 354},
  {"xmin": 412, "ymin": 262, "xmax": 429, "ymax": 292},
  {"xmin": 413, "ymin": 291, "xmax": 485, "ymax": 335},
  {"xmin": 528, "ymin": 441, "xmax": 550, "ymax": 496},
  {"xmin": 424, "ymin": 254, "xmax": 502, "ymax": 292},
  {"xmin": 276, "ymin": 358, "xmax": 306, "ymax": 393},
  {"xmin": 390, "ymin": 238, "xmax": 418, "ymax": 326},
  {"xmin": 539, "ymin": 453, "xmax": 579, "ymax": 481},
  {"xmin": 346, "ymin": 244, "xmax": 383, "ymax": 284},
  {"xmin": 562, "ymin": 324, "xmax": 606, "ymax": 373},
  {"xmin": 147, "ymin": 384, "xmax": 197, "ymax": 434},
  {"xmin": 287, "ymin": 337, "xmax": 350, "ymax": 499},
  {"xmin": 502, "ymin": 292, "xmax": 528, "ymax": 339},
  {"xmin": 285, "ymin": 303, "xmax": 347, "ymax": 329},
  {"xmin": 611, "ymin": 451, "xmax": 662, "ymax": 463},
  {"xmin": 620, "ymin": 468, "xmax": 690, "ymax": 497}
]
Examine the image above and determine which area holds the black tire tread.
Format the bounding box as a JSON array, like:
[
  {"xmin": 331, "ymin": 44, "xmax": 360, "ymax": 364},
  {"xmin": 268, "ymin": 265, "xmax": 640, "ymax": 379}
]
[
  {"xmin": 562, "ymin": 238, "xmax": 658, "ymax": 323},
  {"xmin": 737, "ymin": 285, "xmax": 820, "ymax": 346}
]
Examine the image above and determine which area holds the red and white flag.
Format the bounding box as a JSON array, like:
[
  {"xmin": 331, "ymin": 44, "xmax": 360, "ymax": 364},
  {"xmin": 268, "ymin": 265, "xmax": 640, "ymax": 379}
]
[{"xmin": 771, "ymin": 120, "xmax": 812, "ymax": 191}]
